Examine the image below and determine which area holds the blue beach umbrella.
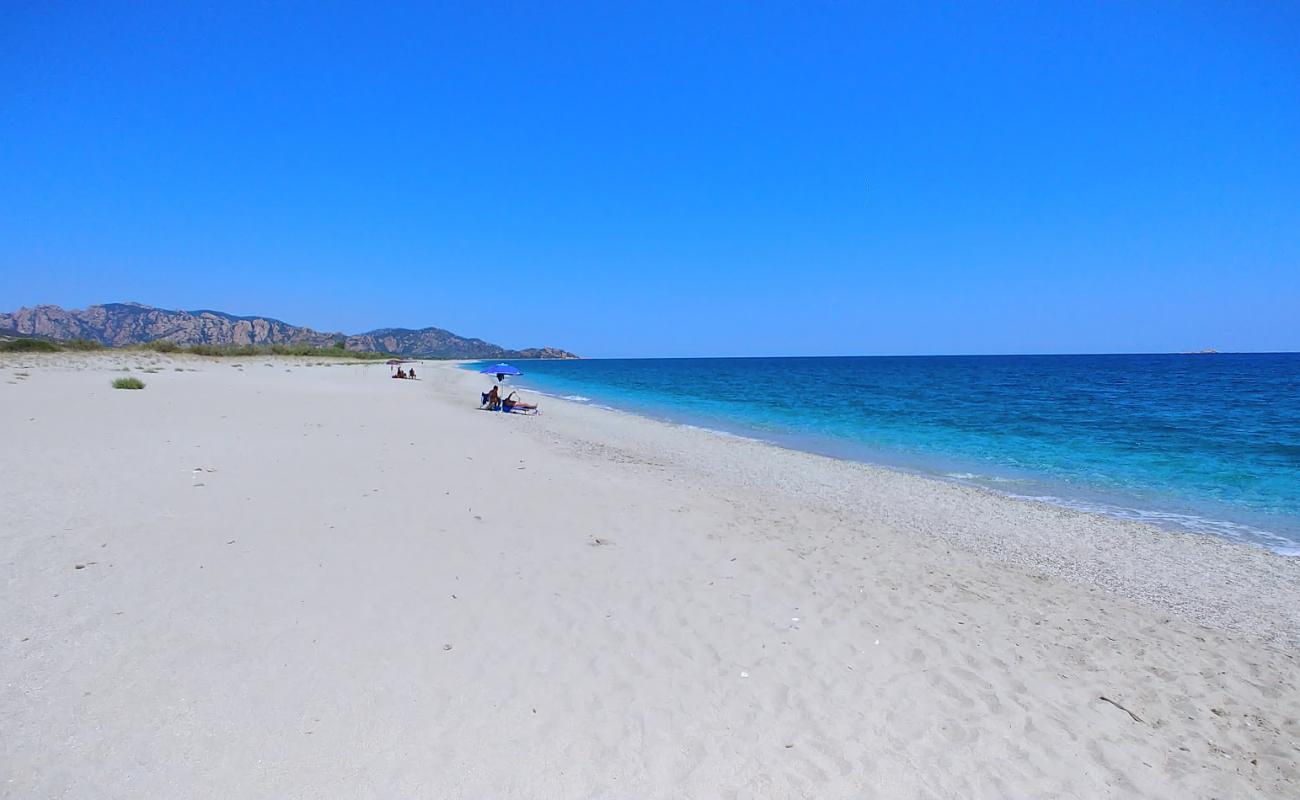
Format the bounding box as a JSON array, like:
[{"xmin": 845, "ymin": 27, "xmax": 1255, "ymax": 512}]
[
  {"xmin": 479, "ymin": 363, "xmax": 522, "ymax": 377},
  {"xmin": 480, "ymin": 362, "xmax": 522, "ymax": 384}
]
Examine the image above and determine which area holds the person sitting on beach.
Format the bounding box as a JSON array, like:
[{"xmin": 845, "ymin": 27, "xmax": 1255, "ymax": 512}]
[
  {"xmin": 408, "ymin": 367, "xmax": 416, "ymax": 379},
  {"xmin": 502, "ymin": 391, "xmax": 537, "ymax": 412},
  {"xmin": 394, "ymin": 367, "xmax": 407, "ymax": 379},
  {"xmin": 485, "ymin": 385, "xmax": 501, "ymax": 410}
]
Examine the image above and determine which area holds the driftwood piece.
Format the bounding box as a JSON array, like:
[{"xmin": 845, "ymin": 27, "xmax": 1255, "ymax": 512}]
[{"xmin": 1099, "ymin": 695, "xmax": 1144, "ymax": 723}]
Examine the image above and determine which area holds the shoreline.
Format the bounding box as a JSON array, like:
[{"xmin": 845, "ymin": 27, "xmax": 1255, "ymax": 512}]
[
  {"xmin": 3, "ymin": 352, "xmax": 1298, "ymax": 797},
  {"xmin": 455, "ymin": 361, "xmax": 1300, "ymax": 648},
  {"xmin": 475, "ymin": 363, "xmax": 1300, "ymax": 559}
]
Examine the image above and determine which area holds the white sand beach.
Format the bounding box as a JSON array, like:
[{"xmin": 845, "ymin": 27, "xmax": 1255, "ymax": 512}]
[{"xmin": 2, "ymin": 353, "xmax": 1298, "ymax": 799}]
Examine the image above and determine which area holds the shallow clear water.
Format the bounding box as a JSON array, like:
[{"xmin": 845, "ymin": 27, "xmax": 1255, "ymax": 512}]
[{"xmin": 470, "ymin": 354, "xmax": 1300, "ymax": 554}]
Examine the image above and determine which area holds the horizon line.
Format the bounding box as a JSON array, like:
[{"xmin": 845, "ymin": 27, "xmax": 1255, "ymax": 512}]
[{"xmin": 497, "ymin": 350, "xmax": 1300, "ymax": 360}]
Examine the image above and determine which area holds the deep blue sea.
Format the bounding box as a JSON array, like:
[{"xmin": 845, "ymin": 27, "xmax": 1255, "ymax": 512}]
[{"xmin": 470, "ymin": 355, "xmax": 1300, "ymax": 554}]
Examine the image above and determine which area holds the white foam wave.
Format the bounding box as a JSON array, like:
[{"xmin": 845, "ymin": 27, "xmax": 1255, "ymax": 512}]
[
  {"xmin": 944, "ymin": 471, "xmax": 1028, "ymax": 484},
  {"xmin": 1002, "ymin": 492, "xmax": 1298, "ymax": 555},
  {"xmin": 679, "ymin": 424, "xmax": 752, "ymax": 440}
]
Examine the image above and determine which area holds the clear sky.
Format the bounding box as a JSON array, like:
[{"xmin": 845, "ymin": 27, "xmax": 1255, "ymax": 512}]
[{"xmin": 2, "ymin": 3, "xmax": 1297, "ymax": 357}]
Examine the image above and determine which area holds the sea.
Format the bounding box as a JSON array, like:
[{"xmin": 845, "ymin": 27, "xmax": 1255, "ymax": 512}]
[{"xmin": 469, "ymin": 354, "xmax": 1300, "ymax": 555}]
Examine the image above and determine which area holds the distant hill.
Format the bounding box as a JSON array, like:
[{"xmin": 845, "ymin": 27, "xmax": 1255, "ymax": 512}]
[{"xmin": 0, "ymin": 303, "xmax": 578, "ymax": 359}]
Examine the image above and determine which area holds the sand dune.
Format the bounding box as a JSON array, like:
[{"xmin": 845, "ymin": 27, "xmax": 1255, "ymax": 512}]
[{"xmin": 2, "ymin": 353, "xmax": 1297, "ymax": 798}]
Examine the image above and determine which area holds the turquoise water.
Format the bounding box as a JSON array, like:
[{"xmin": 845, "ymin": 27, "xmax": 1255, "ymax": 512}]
[{"xmin": 470, "ymin": 355, "xmax": 1300, "ymax": 554}]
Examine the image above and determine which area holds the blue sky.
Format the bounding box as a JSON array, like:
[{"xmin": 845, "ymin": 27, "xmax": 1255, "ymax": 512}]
[{"xmin": 2, "ymin": 3, "xmax": 1297, "ymax": 357}]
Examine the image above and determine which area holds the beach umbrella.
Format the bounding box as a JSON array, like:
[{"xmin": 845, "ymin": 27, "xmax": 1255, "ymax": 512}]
[
  {"xmin": 479, "ymin": 363, "xmax": 522, "ymax": 376},
  {"xmin": 386, "ymin": 359, "xmax": 404, "ymax": 365},
  {"xmin": 480, "ymin": 363, "xmax": 521, "ymax": 383}
]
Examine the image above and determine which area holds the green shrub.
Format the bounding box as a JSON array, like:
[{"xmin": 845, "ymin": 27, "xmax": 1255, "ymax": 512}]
[
  {"xmin": 63, "ymin": 338, "xmax": 105, "ymax": 351},
  {"xmin": 0, "ymin": 337, "xmax": 396, "ymax": 360},
  {"xmin": 0, "ymin": 338, "xmax": 61, "ymax": 353},
  {"xmin": 112, "ymin": 377, "xmax": 146, "ymax": 390},
  {"xmin": 179, "ymin": 342, "xmax": 391, "ymax": 359},
  {"xmin": 187, "ymin": 343, "xmax": 261, "ymax": 356}
]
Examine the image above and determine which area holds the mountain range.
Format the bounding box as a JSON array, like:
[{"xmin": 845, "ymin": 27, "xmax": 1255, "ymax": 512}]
[{"xmin": 0, "ymin": 303, "xmax": 577, "ymax": 359}]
